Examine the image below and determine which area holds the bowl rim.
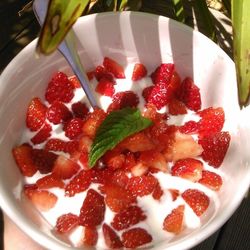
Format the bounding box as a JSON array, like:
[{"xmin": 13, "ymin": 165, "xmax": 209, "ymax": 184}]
[{"xmin": 1, "ymin": 10, "xmax": 250, "ymax": 250}]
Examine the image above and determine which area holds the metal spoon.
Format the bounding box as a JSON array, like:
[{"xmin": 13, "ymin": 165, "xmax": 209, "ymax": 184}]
[{"xmin": 33, "ymin": 0, "xmax": 98, "ymax": 108}]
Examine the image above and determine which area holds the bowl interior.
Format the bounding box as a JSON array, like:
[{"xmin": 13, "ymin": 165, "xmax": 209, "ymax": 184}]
[{"xmin": 0, "ymin": 12, "xmax": 250, "ymax": 250}]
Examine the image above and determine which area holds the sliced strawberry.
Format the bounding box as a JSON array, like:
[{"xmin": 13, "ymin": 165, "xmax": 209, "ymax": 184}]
[
  {"xmin": 91, "ymin": 168, "xmax": 113, "ymax": 185},
  {"xmin": 143, "ymin": 103, "xmax": 168, "ymax": 123},
  {"xmin": 171, "ymin": 158, "xmax": 203, "ymax": 182},
  {"xmin": 123, "ymin": 152, "xmax": 137, "ymax": 170},
  {"xmin": 198, "ymin": 170, "xmax": 223, "ymax": 191},
  {"xmin": 94, "ymin": 65, "xmax": 115, "ymax": 82},
  {"xmin": 71, "ymin": 101, "xmax": 89, "ymax": 119},
  {"xmin": 182, "ymin": 189, "xmax": 210, "ymax": 216},
  {"xmin": 121, "ymin": 228, "xmax": 152, "ymax": 248},
  {"xmin": 132, "ymin": 63, "xmax": 147, "ymax": 81},
  {"xmin": 31, "ymin": 123, "xmax": 52, "ymax": 144},
  {"xmin": 103, "ymin": 184, "xmax": 136, "ymax": 212},
  {"xmin": 168, "ymin": 98, "xmax": 187, "ymax": 115},
  {"xmin": 107, "ymin": 91, "xmax": 139, "ymax": 112},
  {"xmin": 169, "ymin": 189, "xmax": 180, "ymax": 201},
  {"xmin": 179, "ymin": 121, "xmax": 199, "ymax": 134},
  {"xmin": 142, "ymin": 86, "xmax": 154, "ymax": 103},
  {"xmin": 197, "ymin": 107, "xmax": 225, "ymax": 137},
  {"xmin": 82, "ymin": 108, "xmax": 107, "ymax": 138},
  {"xmin": 65, "ymin": 170, "xmax": 92, "ymax": 197},
  {"xmin": 198, "ymin": 131, "xmax": 230, "ymax": 168},
  {"xmin": 55, "ymin": 213, "xmax": 79, "ymax": 234},
  {"xmin": 95, "ymin": 78, "xmax": 115, "ymax": 97},
  {"xmin": 151, "ymin": 63, "xmax": 175, "ymax": 85},
  {"xmin": 12, "ymin": 144, "xmax": 37, "ymax": 177},
  {"xmin": 83, "ymin": 227, "xmax": 98, "ymax": 246},
  {"xmin": 102, "ymin": 149, "xmax": 125, "ymax": 170},
  {"xmin": 79, "ymin": 189, "xmax": 105, "ymax": 227},
  {"xmin": 52, "ymin": 155, "xmax": 80, "ymax": 179},
  {"xmin": 177, "ymin": 77, "xmax": 201, "ymax": 111},
  {"xmin": 24, "ymin": 186, "xmax": 57, "ymax": 212},
  {"xmin": 31, "ymin": 148, "xmax": 58, "ymax": 174},
  {"xmin": 47, "ymin": 101, "xmax": 72, "ymax": 124},
  {"xmin": 26, "ymin": 97, "xmax": 47, "ymax": 131},
  {"xmin": 64, "ymin": 118, "xmax": 84, "ymax": 139},
  {"xmin": 126, "ymin": 175, "xmax": 158, "ymax": 197},
  {"xmin": 69, "ymin": 75, "xmax": 81, "ymax": 88},
  {"xmin": 36, "ymin": 174, "xmax": 64, "ymax": 189},
  {"xmin": 130, "ymin": 163, "xmax": 149, "ymax": 177},
  {"xmin": 152, "ymin": 182, "xmax": 164, "ymax": 200},
  {"xmin": 45, "ymin": 72, "xmax": 74, "ymax": 104},
  {"xmin": 102, "ymin": 223, "xmax": 123, "ymax": 249},
  {"xmin": 109, "ymin": 169, "xmax": 130, "ymax": 188},
  {"xmin": 111, "ymin": 206, "xmax": 146, "ymax": 231},
  {"xmin": 163, "ymin": 205, "xmax": 185, "ymax": 234},
  {"xmin": 103, "ymin": 57, "xmax": 125, "ymax": 79},
  {"xmin": 45, "ymin": 138, "xmax": 79, "ymax": 154}
]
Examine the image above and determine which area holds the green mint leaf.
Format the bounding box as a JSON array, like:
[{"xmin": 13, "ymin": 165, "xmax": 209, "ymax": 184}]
[{"xmin": 89, "ymin": 107, "xmax": 153, "ymax": 167}]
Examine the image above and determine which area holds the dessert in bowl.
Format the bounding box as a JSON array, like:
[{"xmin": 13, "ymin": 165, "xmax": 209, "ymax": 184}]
[{"xmin": 0, "ymin": 11, "xmax": 250, "ymax": 250}]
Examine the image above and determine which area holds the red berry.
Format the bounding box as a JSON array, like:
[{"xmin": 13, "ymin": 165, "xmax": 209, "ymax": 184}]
[
  {"xmin": 69, "ymin": 75, "xmax": 81, "ymax": 88},
  {"xmin": 177, "ymin": 77, "xmax": 201, "ymax": 111},
  {"xmin": 107, "ymin": 91, "xmax": 139, "ymax": 112},
  {"xmin": 94, "ymin": 65, "xmax": 115, "ymax": 82},
  {"xmin": 65, "ymin": 170, "xmax": 92, "ymax": 197},
  {"xmin": 121, "ymin": 228, "xmax": 152, "ymax": 248},
  {"xmin": 83, "ymin": 227, "xmax": 98, "ymax": 246},
  {"xmin": 151, "ymin": 63, "xmax": 175, "ymax": 85},
  {"xmin": 179, "ymin": 121, "xmax": 199, "ymax": 134},
  {"xmin": 198, "ymin": 131, "xmax": 230, "ymax": 168},
  {"xmin": 55, "ymin": 213, "xmax": 79, "ymax": 233},
  {"xmin": 103, "ymin": 57, "xmax": 125, "ymax": 79},
  {"xmin": 45, "ymin": 138, "xmax": 79, "ymax": 154},
  {"xmin": 142, "ymin": 86, "xmax": 154, "ymax": 103},
  {"xmin": 71, "ymin": 101, "xmax": 89, "ymax": 119},
  {"xmin": 36, "ymin": 174, "xmax": 64, "ymax": 189},
  {"xmin": 31, "ymin": 123, "xmax": 52, "ymax": 144},
  {"xmin": 168, "ymin": 98, "xmax": 187, "ymax": 115},
  {"xmin": 132, "ymin": 63, "xmax": 147, "ymax": 81},
  {"xmin": 64, "ymin": 118, "xmax": 84, "ymax": 139},
  {"xmin": 45, "ymin": 72, "xmax": 74, "ymax": 104},
  {"xmin": 163, "ymin": 205, "xmax": 185, "ymax": 234},
  {"xmin": 171, "ymin": 158, "xmax": 203, "ymax": 182},
  {"xmin": 95, "ymin": 78, "xmax": 115, "ymax": 97},
  {"xmin": 26, "ymin": 97, "xmax": 47, "ymax": 131},
  {"xmin": 91, "ymin": 168, "xmax": 113, "ymax": 185},
  {"xmin": 102, "ymin": 223, "xmax": 123, "ymax": 249},
  {"xmin": 182, "ymin": 189, "xmax": 210, "ymax": 216},
  {"xmin": 12, "ymin": 144, "xmax": 37, "ymax": 177},
  {"xmin": 198, "ymin": 170, "xmax": 223, "ymax": 191},
  {"xmin": 169, "ymin": 189, "xmax": 180, "ymax": 201},
  {"xmin": 47, "ymin": 101, "xmax": 72, "ymax": 124},
  {"xmin": 79, "ymin": 189, "xmax": 105, "ymax": 227},
  {"xmin": 152, "ymin": 182, "xmax": 164, "ymax": 200},
  {"xmin": 111, "ymin": 206, "xmax": 146, "ymax": 231}
]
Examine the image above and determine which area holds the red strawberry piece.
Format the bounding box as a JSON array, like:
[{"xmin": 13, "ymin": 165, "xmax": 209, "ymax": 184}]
[
  {"xmin": 12, "ymin": 144, "xmax": 37, "ymax": 177},
  {"xmin": 182, "ymin": 189, "xmax": 210, "ymax": 216},
  {"xmin": 65, "ymin": 170, "xmax": 92, "ymax": 197},
  {"xmin": 163, "ymin": 205, "xmax": 185, "ymax": 234},
  {"xmin": 102, "ymin": 149, "xmax": 125, "ymax": 170},
  {"xmin": 107, "ymin": 91, "xmax": 139, "ymax": 112},
  {"xmin": 69, "ymin": 75, "xmax": 81, "ymax": 88},
  {"xmin": 126, "ymin": 175, "xmax": 158, "ymax": 197},
  {"xmin": 36, "ymin": 174, "xmax": 64, "ymax": 189},
  {"xmin": 103, "ymin": 184, "xmax": 136, "ymax": 212},
  {"xmin": 95, "ymin": 78, "xmax": 115, "ymax": 97},
  {"xmin": 177, "ymin": 77, "xmax": 201, "ymax": 111},
  {"xmin": 111, "ymin": 206, "xmax": 146, "ymax": 231},
  {"xmin": 152, "ymin": 182, "xmax": 164, "ymax": 200},
  {"xmin": 198, "ymin": 131, "xmax": 230, "ymax": 168},
  {"xmin": 179, "ymin": 121, "xmax": 199, "ymax": 134},
  {"xmin": 31, "ymin": 123, "xmax": 52, "ymax": 145},
  {"xmin": 124, "ymin": 151, "xmax": 137, "ymax": 170},
  {"xmin": 71, "ymin": 101, "xmax": 89, "ymax": 119},
  {"xmin": 82, "ymin": 108, "xmax": 107, "ymax": 138},
  {"xmin": 31, "ymin": 148, "xmax": 58, "ymax": 174},
  {"xmin": 26, "ymin": 97, "xmax": 47, "ymax": 131},
  {"xmin": 24, "ymin": 186, "xmax": 57, "ymax": 212},
  {"xmin": 52, "ymin": 155, "xmax": 80, "ymax": 179},
  {"xmin": 103, "ymin": 57, "xmax": 125, "ymax": 79},
  {"xmin": 132, "ymin": 63, "xmax": 147, "ymax": 81},
  {"xmin": 198, "ymin": 170, "xmax": 223, "ymax": 191},
  {"xmin": 45, "ymin": 138, "xmax": 79, "ymax": 154},
  {"xmin": 55, "ymin": 213, "xmax": 79, "ymax": 234},
  {"xmin": 45, "ymin": 72, "xmax": 74, "ymax": 104},
  {"xmin": 79, "ymin": 189, "xmax": 105, "ymax": 227},
  {"xmin": 171, "ymin": 158, "xmax": 203, "ymax": 182},
  {"xmin": 91, "ymin": 168, "xmax": 113, "ymax": 185},
  {"xmin": 142, "ymin": 86, "xmax": 154, "ymax": 103},
  {"xmin": 83, "ymin": 227, "xmax": 98, "ymax": 246},
  {"xmin": 47, "ymin": 101, "xmax": 72, "ymax": 124},
  {"xmin": 151, "ymin": 63, "xmax": 175, "ymax": 85},
  {"xmin": 87, "ymin": 71, "xmax": 95, "ymax": 81},
  {"xmin": 94, "ymin": 65, "xmax": 115, "ymax": 82},
  {"xmin": 169, "ymin": 189, "xmax": 180, "ymax": 201},
  {"xmin": 64, "ymin": 118, "xmax": 84, "ymax": 139},
  {"xmin": 109, "ymin": 169, "xmax": 129, "ymax": 188},
  {"xmin": 121, "ymin": 228, "xmax": 152, "ymax": 248},
  {"xmin": 168, "ymin": 98, "xmax": 187, "ymax": 115},
  {"xmin": 102, "ymin": 223, "xmax": 123, "ymax": 249},
  {"xmin": 197, "ymin": 107, "xmax": 225, "ymax": 137}
]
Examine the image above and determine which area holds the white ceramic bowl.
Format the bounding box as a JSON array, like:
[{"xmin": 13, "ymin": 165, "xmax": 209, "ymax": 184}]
[{"xmin": 1, "ymin": 11, "xmax": 250, "ymax": 250}]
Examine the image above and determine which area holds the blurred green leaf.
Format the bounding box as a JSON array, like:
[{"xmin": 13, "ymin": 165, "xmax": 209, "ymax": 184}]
[
  {"xmin": 171, "ymin": 0, "xmax": 185, "ymax": 23},
  {"xmin": 232, "ymin": 0, "xmax": 250, "ymax": 106}
]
